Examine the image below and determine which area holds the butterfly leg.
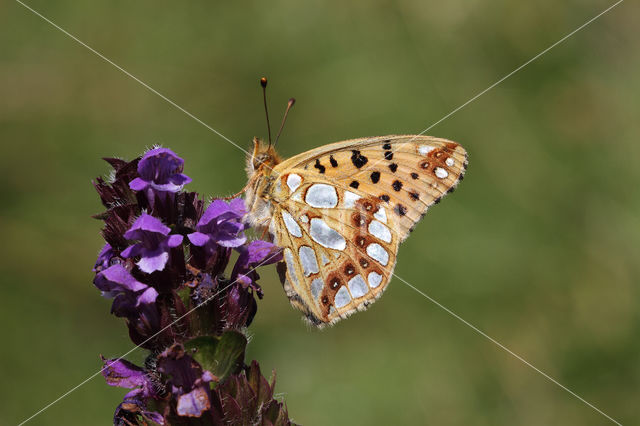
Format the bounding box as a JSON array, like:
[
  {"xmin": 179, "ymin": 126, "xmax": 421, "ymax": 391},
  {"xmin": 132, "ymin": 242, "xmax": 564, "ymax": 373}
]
[
  {"xmin": 260, "ymin": 227, "xmax": 270, "ymax": 240},
  {"xmin": 223, "ymin": 175, "xmax": 259, "ymax": 200}
]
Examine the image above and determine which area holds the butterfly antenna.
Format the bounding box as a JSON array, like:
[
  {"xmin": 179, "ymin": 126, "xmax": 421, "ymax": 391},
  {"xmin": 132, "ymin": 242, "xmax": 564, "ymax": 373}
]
[
  {"xmin": 274, "ymin": 98, "xmax": 296, "ymax": 147},
  {"xmin": 260, "ymin": 77, "xmax": 273, "ymax": 147}
]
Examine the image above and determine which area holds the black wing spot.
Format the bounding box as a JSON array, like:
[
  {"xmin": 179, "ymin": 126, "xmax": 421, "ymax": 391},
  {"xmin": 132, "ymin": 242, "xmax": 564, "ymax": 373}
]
[
  {"xmin": 384, "ymin": 151, "xmax": 393, "ymax": 160},
  {"xmin": 409, "ymin": 192, "xmax": 419, "ymax": 200},
  {"xmin": 395, "ymin": 204, "xmax": 407, "ymax": 216},
  {"xmin": 392, "ymin": 180, "xmax": 403, "ymax": 191},
  {"xmin": 388, "ymin": 163, "xmax": 398, "ymax": 173},
  {"xmin": 370, "ymin": 171, "xmax": 380, "ymax": 183},
  {"xmin": 379, "ymin": 194, "xmax": 390, "ymax": 202},
  {"xmin": 329, "ymin": 155, "xmax": 338, "ymax": 167},
  {"xmin": 350, "ymin": 181, "xmax": 360, "ymax": 189},
  {"xmin": 411, "ymin": 172, "xmax": 419, "ymax": 179},
  {"xmin": 382, "ymin": 142, "xmax": 391, "ymax": 150},
  {"xmin": 314, "ymin": 159, "xmax": 326, "ymax": 174},
  {"xmin": 351, "ymin": 150, "xmax": 368, "ymax": 168}
]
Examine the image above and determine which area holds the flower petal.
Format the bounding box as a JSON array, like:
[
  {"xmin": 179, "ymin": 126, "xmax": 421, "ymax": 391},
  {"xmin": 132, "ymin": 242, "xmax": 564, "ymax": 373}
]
[
  {"xmin": 198, "ymin": 199, "xmax": 233, "ymax": 225},
  {"xmin": 114, "ymin": 397, "xmax": 165, "ymax": 425},
  {"xmin": 94, "ymin": 243, "xmax": 115, "ymax": 272},
  {"xmin": 95, "ymin": 265, "xmax": 147, "ymax": 293},
  {"xmin": 187, "ymin": 232, "xmax": 210, "ymax": 246},
  {"xmin": 167, "ymin": 234, "xmax": 184, "ymax": 248},
  {"xmin": 228, "ymin": 197, "xmax": 248, "ymax": 216},
  {"xmin": 244, "ymin": 240, "xmax": 282, "ymax": 265},
  {"xmin": 125, "ymin": 214, "xmax": 171, "ymax": 238},
  {"xmin": 142, "ymin": 409, "xmax": 165, "ymax": 425},
  {"xmin": 138, "ymin": 147, "xmax": 185, "ymax": 183},
  {"xmin": 136, "ymin": 286, "xmax": 159, "ymax": 306},
  {"xmin": 137, "ymin": 251, "xmax": 169, "ymax": 273},
  {"xmin": 121, "ymin": 243, "xmax": 142, "ymax": 259},
  {"xmin": 150, "ymin": 182, "xmax": 183, "ymax": 192},
  {"xmin": 217, "ymin": 234, "xmax": 247, "ymax": 248},
  {"xmin": 101, "ymin": 357, "xmax": 148, "ymax": 389},
  {"xmin": 169, "ymin": 173, "xmax": 192, "ymax": 186},
  {"xmin": 176, "ymin": 386, "xmax": 211, "ymax": 417},
  {"xmin": 128, "ymin": 177, "xmax": 148, "ymax": 191}
]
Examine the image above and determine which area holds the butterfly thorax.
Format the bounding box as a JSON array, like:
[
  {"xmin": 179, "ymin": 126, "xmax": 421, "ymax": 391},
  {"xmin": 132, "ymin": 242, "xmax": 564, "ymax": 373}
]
[{"xmin": 245, "ymin": 137, "xmax": 283, "ymax": 232}]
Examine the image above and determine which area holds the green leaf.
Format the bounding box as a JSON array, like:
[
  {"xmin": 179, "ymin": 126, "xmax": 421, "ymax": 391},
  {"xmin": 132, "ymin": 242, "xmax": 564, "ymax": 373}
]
[
  {"xmin": 184, "ymin": 336, "xmax": 218, "ymax": 371},
  {"xmin": 185, "ymin": 331, "xmax": 247, "ymax": 381}
]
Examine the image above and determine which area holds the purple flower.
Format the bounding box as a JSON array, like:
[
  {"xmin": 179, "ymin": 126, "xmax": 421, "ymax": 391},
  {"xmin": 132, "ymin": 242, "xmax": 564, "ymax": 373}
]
[
  {"xmin": 232, "ymin": 240, "xmax": 283, "ymax": 293},
  {"xmin": 158, "ymin": 344, "xmax": 216, "ymax": 418},
  {"xmin": 124, "ymin": 301, "xmax": 164, "ymax": 349},
  {"xmin": 101, "ymin": 357, "xmax": 165, "ymax": 425},
  {"xmin": 94, "ymin": 264, "xmax": 158, "ymax": 317},
  {"xmin": 188, "ymin": 199, "xmax": 247, "ymax": 254},
  {"xmin": 122, "ymin": 213, "xmax": 183, "ymax": 273},
  {"xmin": 93, "ymin": 242, "xmax": 116, "ymax": 272},
  {"xmin": 176, "ymin": 386, "xmax": 211, "ymax": 418},
  {"xmin": 101, "ymin": 357, "xmax": 158, "ymax": 400},
  {"xmin": 129, "ymin": 147, "xmax": 191, "ymax": 194},
  {"xmin": 93, "ymin": 148, "xmax": 296, "ymax": 425},
  {"xmin": 223, "ymin": 283, "xmax": 259, "ymax": 329},
  {"xmin": 113, "ymin": 398, "xmax": 165, "ymax": 426}
]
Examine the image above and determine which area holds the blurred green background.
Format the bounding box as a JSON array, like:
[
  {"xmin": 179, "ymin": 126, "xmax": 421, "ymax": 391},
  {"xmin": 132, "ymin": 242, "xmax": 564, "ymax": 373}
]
[{"xmin": 1, "ymin": 0, "xmax": 638, "ymax": 424}]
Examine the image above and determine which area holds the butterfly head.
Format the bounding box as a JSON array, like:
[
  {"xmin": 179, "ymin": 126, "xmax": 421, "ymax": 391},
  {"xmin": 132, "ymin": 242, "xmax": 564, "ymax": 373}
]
[{"xmin": 248, "ymin": 137, "xmax": 282, "ymax": 176}]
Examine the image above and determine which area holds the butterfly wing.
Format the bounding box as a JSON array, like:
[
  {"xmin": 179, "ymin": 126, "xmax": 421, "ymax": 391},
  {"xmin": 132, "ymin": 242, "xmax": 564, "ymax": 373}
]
[
  {"xmin": 269, "ymin": 135, "xmax": 467, "ymax": 325},
  {"xmin": 276, "ymin": 135, "xmax": 468, "ymax": 241}
]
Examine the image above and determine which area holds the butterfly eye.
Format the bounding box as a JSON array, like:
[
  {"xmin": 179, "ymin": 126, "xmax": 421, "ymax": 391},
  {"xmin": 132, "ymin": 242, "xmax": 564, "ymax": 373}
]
[{"xmin": 253, "ymin": 153, "xmax": 271, "ymax": 169}]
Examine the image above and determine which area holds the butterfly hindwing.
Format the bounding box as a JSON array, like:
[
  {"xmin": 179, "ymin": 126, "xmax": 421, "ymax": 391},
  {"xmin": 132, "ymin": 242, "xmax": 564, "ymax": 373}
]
[{"xmin": 270, "ymin": 171, "xmax": 399, "ymax": 324}]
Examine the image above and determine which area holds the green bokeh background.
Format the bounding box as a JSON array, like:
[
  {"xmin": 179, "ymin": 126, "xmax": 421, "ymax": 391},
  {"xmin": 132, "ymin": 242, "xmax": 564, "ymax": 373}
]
[{"xmin": 2, "ymin": 1, "xmax": 638, "ymax": 424}]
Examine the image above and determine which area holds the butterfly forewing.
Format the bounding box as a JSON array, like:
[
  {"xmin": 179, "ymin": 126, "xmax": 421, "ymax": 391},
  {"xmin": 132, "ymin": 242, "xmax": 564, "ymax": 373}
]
[
  {"xmin": 261, "ymin": 135, "xmax": 467, "ymax": 326},
  {"xmin": 278, "ymin": 135, "xmax": 467, "ymax": 240}
]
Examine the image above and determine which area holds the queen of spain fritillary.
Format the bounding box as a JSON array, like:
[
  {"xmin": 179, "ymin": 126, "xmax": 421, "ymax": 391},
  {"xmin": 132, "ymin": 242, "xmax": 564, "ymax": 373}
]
[{"xmin": 243, "ymin": 132, "xmax": 467, "ymax": 327}]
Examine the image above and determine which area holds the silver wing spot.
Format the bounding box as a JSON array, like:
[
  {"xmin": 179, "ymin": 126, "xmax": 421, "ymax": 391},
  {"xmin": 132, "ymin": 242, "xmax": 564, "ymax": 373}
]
[
  {"xmin": 310, "ymin": 218, "xmax": 346, "ymax": 250},
  {"xmin": 282, "ymin": 210, "xmax": 302, "ymax": 237},
  {"xmin": 299, "ymin": 245, "xmax": 319, "ymax": 277},
  {"xmin": 366, "ymin": 243, "xmax": 389, "ymax": 266},
  {"xmin": 305, "ymin": 184, "xmax": 338, "ymax": 208}
]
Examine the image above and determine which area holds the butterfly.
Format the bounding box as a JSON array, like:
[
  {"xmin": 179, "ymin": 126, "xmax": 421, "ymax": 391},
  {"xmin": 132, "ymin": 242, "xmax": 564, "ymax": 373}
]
[{"xmin": 243, "ymin": 80, "xmax": 467, "ymax": 327}]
